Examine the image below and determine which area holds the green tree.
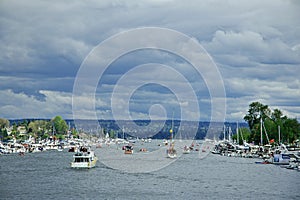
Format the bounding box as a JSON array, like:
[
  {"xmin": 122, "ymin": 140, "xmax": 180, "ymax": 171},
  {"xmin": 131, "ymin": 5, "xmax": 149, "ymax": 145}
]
[
  {"xmin": 41, "ymin": 133, "xmax": 49, "ymax": 140},
  {"xmin": 51, "ymin": 116, "xmax": 68, "ymax": 135},
  {"xmin": 243, "ymin": 102, "xmax": 271, "ymax": 130},
  {"xmin": 0, "ymin": 118, "xmax": 10, "ymax": 129},
  {"xmin": 21, "ymin": 119, "xmax": 29, "ymax": 128},
  {"xmin": 11, "ymin": 123, "xmax": 19, "ymax": 138},
  {"xmin": 244, "ymin": 101, "xmax": 300, "ymax": 145},
  {"xmin": 0, "ymin": 118, "xmax": 10, "ymax": 141},
  {"xmin": 28, "ymin": 120, "xmax": 51, "ymax": 139},
  {"xmin": 244, "ymin": 102, "xmax": 271, "ymax": 144},
  {"xmin": 272, "ymin": 109, "xmax": 284, "ymax": 121},
  {"xmin": 109, "ymin": 129, "xmax": 115, "ymax": 138},
  {"xmin": 56, "ymin": 134, "xmax": 65, "ymax": 140},
  {"xmin": 236, "ymin": 127, "xmax": 251, "ymax": 144},
  {"xmin": 282, "ymin": 118, "xmax": 300, "ymax": 143},
  {"xmin": 71, "ymin": 128, "xmax": 79, "ymax": 138}
]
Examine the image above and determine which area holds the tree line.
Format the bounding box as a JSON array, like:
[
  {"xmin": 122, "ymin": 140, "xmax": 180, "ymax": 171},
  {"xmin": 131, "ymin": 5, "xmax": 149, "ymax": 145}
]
[
  {"xmin": 1, "ymin": 103, "xmax": 299, "ymax": 144},
  {"xmin": 243, "ymin": 101, "xmax": 300, "ymax": 145},
  {"xmin": 0, "ymin": 116, "xmax": 77, "ymax": 142}
]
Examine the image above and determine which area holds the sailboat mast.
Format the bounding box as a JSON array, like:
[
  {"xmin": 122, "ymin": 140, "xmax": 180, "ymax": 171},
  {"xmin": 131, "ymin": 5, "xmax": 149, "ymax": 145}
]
[
  {"xmin": 228, "ymin": 127, "xmax": 232, "ymax": 142},
  {"xmin": 260, "ymin": 117, "xmax": 263, "ymax": 145},
  {"xmin": 278, "ymin": 125, "xmax": 280, "ymax": 144},
  {"xmin": 170, "ymin": 111, "xmax": 174, "ymax": 141},
  {"xmin": 236, "ymin": 122, "xmax": 239, "ymax": 144},
  {"xmin": 223, "ymin": 125, "xmax": 226, "ymax": 141}
]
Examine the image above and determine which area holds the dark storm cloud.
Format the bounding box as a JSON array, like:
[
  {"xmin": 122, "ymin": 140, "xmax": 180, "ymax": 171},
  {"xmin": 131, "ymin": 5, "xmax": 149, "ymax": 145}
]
[{"xmin": 0, "ymin": 0, "xmax": 299, "ymax": 120}]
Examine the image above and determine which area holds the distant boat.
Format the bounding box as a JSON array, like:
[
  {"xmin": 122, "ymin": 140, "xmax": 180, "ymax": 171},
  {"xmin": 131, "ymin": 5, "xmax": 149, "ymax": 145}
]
[
  {"xmin": 167, "ymin": 142, "xmax": 177, "ymax": 158},
  {"xmin": 57, "ymin": 145, "xmax": 63, "ymax": 152},
  {"xmin": 128, "ymin": 138, "xmax": 138, "ymax": 144},
  {"xmin": 255, "ymin": 160, "xmax": 272, "ymax": 164},
  {"xmin": 139, "ymin": 148, "xmax": 147, "ymax": 152},
  {"xmin": 68, "ymin": 146, "xmax": 77, "ymax": 152},
  {"xmin": 124, "ymin": 145, "xmax": 133, "ymax": 154},
  {"xmin": 183, "ymin": 145, "xmax": 191, "ymax": 154},
  {"xmin": 70, "ymin": 147, "xmax": 97, "ymax": 169},
  {"xmin": 284, "ymin": 159, "xmax": 299, "ymax": 170},
  {"xmin": 163, "ymin": 139, "xmax": 168, "ymax": 146},
  {"xmin": 272, "ymin": 153, "xmax": 291, "ymax": 165},
  {"xmin": 167, "ymin": 113, "xmax": 177, "ymax": 159}
]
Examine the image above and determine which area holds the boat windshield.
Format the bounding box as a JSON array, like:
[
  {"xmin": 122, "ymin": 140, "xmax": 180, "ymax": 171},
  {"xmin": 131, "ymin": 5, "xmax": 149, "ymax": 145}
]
[{"xmin": 74, "ymin": 158, "xmax": 90, "ymax": 162}]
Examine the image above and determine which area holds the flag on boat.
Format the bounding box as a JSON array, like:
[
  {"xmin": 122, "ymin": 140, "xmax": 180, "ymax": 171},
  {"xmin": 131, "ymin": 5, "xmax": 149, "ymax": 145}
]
[{"xmin": 269, "ymin": 139, "xmax": 275, "ymax": 143}]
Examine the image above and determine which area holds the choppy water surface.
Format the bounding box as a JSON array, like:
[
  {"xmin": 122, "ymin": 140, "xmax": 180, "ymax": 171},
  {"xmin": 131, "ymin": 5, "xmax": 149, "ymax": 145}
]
[{"xmin": 1, "ymin": 141, "xmax": 299, "ymax": 200}]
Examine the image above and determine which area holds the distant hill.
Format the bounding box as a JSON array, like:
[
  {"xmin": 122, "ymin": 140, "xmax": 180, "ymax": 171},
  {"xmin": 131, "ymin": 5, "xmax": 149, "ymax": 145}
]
[{"xmin": 9, "ymin": 119, "xmax": 248, "ymax": 140}]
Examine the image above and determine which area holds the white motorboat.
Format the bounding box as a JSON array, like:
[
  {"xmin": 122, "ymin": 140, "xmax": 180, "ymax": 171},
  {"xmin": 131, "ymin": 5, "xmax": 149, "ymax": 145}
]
[
  {"xmin": 183, "ymin": 145, "xmax": 191, "ymax": 154},
  {"xmin": 123, "ymin": 145, "xmax": 133, "ymax": 154},
  {"xmin": 70, "ymin": 148, "xmax": 98, "ymax": 169}
]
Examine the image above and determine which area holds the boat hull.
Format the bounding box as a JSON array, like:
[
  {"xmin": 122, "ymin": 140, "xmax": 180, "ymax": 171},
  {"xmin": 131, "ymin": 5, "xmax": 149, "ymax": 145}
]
[
  {"xmin": 124, "ymin": 150, "xmax": 133, "ymax": 154},
  {"xmin": 70, "ymin": 150, "xmax": 98, "ymax": 169},
  {"xmin": 183, "ymin": 149, "xmax": 191, "ymax": 154},
  {"xmin": 71, "ymin": 157, "xmax": 98, "ymax": 169},
  {"xmin": 167, "ymin": 153, "xmax": 177, "ymax": 159}
]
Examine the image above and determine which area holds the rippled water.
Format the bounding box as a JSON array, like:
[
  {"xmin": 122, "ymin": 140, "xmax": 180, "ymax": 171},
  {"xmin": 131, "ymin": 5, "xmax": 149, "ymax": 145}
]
[{"xmin": 1, "ymin": 141, "xmax": 300, "ymax": 200}]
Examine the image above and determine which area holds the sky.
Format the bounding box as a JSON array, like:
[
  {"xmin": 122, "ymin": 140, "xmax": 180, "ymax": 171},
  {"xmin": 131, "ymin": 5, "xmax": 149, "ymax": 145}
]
[{"xmin": 0, "ymin": 0, "xmax": 300, "ymax": 122}]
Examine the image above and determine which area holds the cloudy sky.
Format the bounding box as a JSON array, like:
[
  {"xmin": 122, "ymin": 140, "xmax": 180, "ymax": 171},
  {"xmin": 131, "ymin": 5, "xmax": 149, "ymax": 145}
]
[{"xmin": 0, "ymin": 0, "xmax": 299, "ymax": 122}]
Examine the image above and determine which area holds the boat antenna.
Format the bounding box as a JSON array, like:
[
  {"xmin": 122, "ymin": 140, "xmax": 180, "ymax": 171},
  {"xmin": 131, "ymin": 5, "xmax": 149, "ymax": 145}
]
[{"xmin": 170, "ymin": 110, "xmax": 174, "ymax": 142}]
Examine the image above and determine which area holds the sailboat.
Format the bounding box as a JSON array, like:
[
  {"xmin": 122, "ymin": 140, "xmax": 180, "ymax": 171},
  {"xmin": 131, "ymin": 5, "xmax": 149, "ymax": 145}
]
[
  {"xmin": 167, "ymin": 138, "xmax": 177, "ymax": 158},
  {"xmin": 167, "ymin": 115, "xmax": 177, "ymax": 158},
  {"xmin": 70, "ymin": 147, "xmax": 98, "ymax": 169}
]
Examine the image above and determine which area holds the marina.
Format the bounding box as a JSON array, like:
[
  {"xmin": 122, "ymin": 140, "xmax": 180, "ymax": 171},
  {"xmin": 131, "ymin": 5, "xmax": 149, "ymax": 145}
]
[
  {"xmin": 0, "ymin": 105, "xmax": 299, "ymax": 199},
  {"xmin": 0, "ymin": 139, "xmax": 300, "ymax": 200},
  {"xmin": 1, "ymin": 135, "xmax": 300, "ymax": 170},
  {"xmin": 0, "ymin": 141, "xmax": 300, "ymax": 199}
]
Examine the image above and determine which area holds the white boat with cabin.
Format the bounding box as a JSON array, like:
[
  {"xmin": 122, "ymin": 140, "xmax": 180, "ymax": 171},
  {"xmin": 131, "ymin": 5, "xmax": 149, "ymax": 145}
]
[
  {"xmin": 123, "ymin": 145, "xmax": 134, "ymax": 154},
  {"xmin": 70, "ymin": 148, "xmax": 98, "ymax": 169}
]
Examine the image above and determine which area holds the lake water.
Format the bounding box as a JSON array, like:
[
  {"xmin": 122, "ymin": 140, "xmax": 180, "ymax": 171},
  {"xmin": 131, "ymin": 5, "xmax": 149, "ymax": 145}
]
[{"xmin": 1, "ymin": 140, "xmax": 300, "ymax": 200}]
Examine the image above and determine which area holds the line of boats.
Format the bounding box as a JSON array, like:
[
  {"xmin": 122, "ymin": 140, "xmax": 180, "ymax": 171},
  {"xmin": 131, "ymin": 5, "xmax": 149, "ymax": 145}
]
[
  {"xmin": 0, "ymin": 138, "xmax": 64, "ymax": 155},
  {"xmin": 66, "ymin": 138, "xmax": 189, "ymax": 169},
  {"xmin": 66, "ymin": 137, "xmax": 300, "ymax": 171},
  {"xmin": 2, "ymin": 134, "xmax": 299, "ymax": 171},
  {"xmin": 210, "ymin": 139, "xmax": 300, "ymax": 171},
  {"xmin": 72, "ymin": 138, "xmax": 196, "ymax": 169}
]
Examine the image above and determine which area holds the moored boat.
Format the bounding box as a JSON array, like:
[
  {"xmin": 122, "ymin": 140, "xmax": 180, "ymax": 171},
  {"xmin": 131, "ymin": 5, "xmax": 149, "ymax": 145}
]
[
  {"xmin": 255, "ymin": 160, "xmax": 272, "ymax": 164},
  {"xmin": 272, "ymin": 153, "xmax": 291, "ymax": 165}
]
